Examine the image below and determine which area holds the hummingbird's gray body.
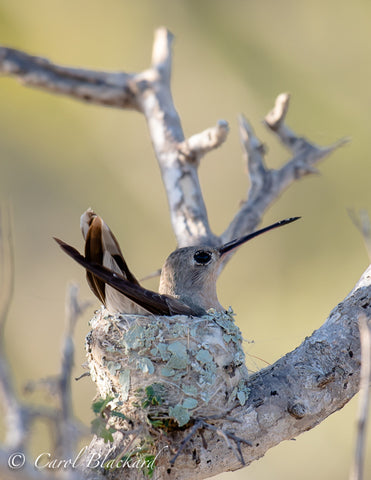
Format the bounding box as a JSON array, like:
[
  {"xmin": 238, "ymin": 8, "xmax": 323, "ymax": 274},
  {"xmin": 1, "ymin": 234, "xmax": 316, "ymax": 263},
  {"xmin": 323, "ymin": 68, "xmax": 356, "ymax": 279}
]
[{"xmin": 55, "ymin": 209, "xmax": 299, "ymax": 316}]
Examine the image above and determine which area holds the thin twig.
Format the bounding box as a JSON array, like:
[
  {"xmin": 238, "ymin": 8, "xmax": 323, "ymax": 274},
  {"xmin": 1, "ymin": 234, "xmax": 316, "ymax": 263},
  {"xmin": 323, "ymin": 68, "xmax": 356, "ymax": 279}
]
[
  {"xmin": 0, "ymin": 205, "xmax": 15, "ymax": 334},
  {"xmin": 178, "ymin": 120, "xmax": 230, "ymax": 164},
  {"xmin": 58, "ymin": 284, "xmax": 91, "ymax": 458},
  {"xmin": 75, "ymin": 372, "xmax": 90, "ymax": 381},
  {"xmin": 203, "ymin": 423, "xmax": 252, "ymax": 465},
  {"xmin": 140, "ymin": 268, "xmax": 162, "ymax": 282},
  {"xmin": 170, "ymin": 420, "xmax": 204, "ymax": 465},
  {"xmin": 348, "ymin": 209, "xmax": 371, "ymax": 262},
  {"xmin": 349, "ymin": 315, "xmax": 371, "ymax": 480},
  {"xmin": 0, "ymin": 205, "xmax": 28, "ymax": 450}
]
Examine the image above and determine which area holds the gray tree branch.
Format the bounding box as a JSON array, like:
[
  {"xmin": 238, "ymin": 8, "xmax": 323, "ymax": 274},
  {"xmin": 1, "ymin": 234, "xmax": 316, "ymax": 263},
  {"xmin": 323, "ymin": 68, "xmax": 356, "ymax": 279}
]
[
  {"xmin": 79, "ymin": 265, "xmax": 370, "ymax": 480},
  {"xmin": 348, "ymin": 209, "xmax": 371, "ymax": 262},
  {"xmin": 220, "ymin": 99, "xmax": 347, "ymax": 249},
  {"xmin": 350, "ymin": 315, "xmax": 371, "ymax": 480},
  {"xmin": 0, "ymin": 29, "xmax": 345, "ymax": 251},
  {"xmin": 0, "ymin": 206, "xmax": 28, "ymax": 452},
  {"xmin": 0, "ymin": 47, "xmax": 138, "ymax": 109}
]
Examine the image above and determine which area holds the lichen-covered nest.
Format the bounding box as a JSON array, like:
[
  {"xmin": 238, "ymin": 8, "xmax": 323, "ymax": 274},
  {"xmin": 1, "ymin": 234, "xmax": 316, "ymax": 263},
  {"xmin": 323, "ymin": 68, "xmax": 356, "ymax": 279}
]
[{"xmin": 86, "ymin": 308, "xmax": 249, "ymax": 429}]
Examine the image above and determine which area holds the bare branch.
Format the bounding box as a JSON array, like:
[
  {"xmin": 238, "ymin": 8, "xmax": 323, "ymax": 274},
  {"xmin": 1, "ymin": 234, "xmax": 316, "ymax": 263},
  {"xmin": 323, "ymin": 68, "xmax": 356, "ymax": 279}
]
[
  {"xmin": 136, "ymin": 28, "xmax": 219, "ymax": 247},
  {"xmin": 0, "ymin": 30, "xmax": 220, "ymax": 246},
  {"xmin": 348, "ymin": 209, "xmax": 371, "ymax": 262},
  {"xmin": 151, "ymin": 27, "xmax": 173, "ymax": 83},
  {"xmin": 222, "ymin": 94, "xmax": 347, "ymax": 246},
  {"xmin": 0, "ymin": 46, "xmax": 138, "ymax": 109},
  {"xmin": 0, "ymin": 205, "xmax": 14, "ymax": 334},
  {"xmin": 0, "ymin": 206, "xmax": 28, "ymax": 451},
  {"xmin": 179, "ymin": 120, "xmax": 229, "ymax": 165},
  {"xmin": 350, "ymin": 315, "xmax": 371, "ymax": 480},
  {"xmin": 264, "ymin": 92, "xmax": 296, "ymax": 150},
  {"xmin": 58, "ymin": 285, "xmax": 91, "ymax": 458},
  {"xmin": 0, "ymin": 31, "xmax": 345, "ymax": 254}
]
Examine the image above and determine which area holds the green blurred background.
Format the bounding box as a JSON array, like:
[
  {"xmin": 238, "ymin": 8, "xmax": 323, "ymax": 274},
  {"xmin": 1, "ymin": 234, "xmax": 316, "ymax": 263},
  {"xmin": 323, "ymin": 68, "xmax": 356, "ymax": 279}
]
[{"xmin": 1, "ymin": 0, "xmax": 370, "ymax": 478}]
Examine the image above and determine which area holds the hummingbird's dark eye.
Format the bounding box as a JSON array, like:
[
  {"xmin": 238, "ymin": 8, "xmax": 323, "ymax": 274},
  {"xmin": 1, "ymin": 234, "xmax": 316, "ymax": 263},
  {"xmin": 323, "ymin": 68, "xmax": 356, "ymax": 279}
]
[{"xmin": 194, "ymin": 250, "xmax": 212, "ymax": 265}]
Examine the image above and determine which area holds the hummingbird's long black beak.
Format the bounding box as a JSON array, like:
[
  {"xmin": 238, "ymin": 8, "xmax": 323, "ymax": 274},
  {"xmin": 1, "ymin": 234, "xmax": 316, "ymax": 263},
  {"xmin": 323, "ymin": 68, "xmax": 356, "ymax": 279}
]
[{"xmin": 219, "ymin": 217, "xmax": 301, "ymax": 256}]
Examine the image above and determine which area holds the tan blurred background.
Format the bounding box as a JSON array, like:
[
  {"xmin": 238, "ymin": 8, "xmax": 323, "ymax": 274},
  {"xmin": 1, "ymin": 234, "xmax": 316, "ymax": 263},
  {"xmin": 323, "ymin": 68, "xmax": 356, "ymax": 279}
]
[{"xmin": 1, "ymin": 0, "xmax": 370, "ymax": 478}]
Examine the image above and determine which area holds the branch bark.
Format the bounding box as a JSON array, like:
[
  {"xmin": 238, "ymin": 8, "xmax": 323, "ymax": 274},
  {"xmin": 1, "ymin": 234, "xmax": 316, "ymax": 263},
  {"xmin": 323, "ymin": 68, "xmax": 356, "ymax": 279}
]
[{"xmin": 0, "ymin": 47, "xmax": 138, "ymax": 109}]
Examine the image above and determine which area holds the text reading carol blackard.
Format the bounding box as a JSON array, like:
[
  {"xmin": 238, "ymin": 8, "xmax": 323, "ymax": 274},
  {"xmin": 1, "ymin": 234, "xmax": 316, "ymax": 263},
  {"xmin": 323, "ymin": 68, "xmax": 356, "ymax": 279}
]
[{"xmin": 7, "ymin": 445, "xmax": 169, "ymax": 472}]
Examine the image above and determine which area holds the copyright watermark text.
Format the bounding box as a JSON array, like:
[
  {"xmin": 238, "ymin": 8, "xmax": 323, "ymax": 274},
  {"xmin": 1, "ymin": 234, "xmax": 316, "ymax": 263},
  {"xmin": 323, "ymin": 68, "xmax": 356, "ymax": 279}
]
[{"xmin": 7, "ymin": 445, "xmax": 169, "ymax": 471}]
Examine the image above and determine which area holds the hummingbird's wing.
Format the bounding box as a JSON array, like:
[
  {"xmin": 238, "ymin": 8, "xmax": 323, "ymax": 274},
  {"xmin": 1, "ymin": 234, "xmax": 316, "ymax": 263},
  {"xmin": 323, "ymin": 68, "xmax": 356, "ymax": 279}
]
[
  {"xmin": 54, "ymin": 238, "xmax": 198, "ymax": 317},
  {"xmin": 79, "ymin": 209, "xmax": 145, "ymax": 314}
]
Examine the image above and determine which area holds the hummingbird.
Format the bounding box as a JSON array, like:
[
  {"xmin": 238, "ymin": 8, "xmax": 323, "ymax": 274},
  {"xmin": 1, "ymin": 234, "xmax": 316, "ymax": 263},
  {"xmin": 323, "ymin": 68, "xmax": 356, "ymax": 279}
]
[{"xmin": 55, "ymin": 209, "xmax": 300, "ymax": 317}]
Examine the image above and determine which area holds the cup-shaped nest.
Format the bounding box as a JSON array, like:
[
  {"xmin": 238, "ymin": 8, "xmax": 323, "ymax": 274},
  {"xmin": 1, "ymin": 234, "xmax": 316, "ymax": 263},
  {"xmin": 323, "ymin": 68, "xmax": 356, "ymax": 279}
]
[{"xmin": 86, "ymin": 309, "xmax": 250, "ymax": 429}]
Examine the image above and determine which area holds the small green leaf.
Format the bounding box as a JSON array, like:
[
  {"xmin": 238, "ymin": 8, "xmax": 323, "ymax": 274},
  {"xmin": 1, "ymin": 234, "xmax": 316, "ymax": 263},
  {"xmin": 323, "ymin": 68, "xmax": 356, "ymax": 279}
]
[
  {"xmin": 111, "ymin": 411, "xmax": 128, "ymax": 420},
  {"xmin": 182, "ymin": 397, "xmax": 198, "ymax": 409},
  {"xmin": 142, "ymin": 384, "xmax": 163, "ymax": 408},
  {"xmin": 92, "ymin": 396, "xmax": 114, "ymax": 415},
  {"xmin": 137, "ymin": 357, "xmax": 155, "ymax": 374},
  {"xmin": 157, "ymin": 343, "xmax": 171, "ymax": 361},
  {"xmin": 147, "ymin": 417, "xmax": 165, "ymax": 428},
  {"xmin": 196, "ymin": 349, "xmax": 213, "ymax": 364},
  {"xmin": 237, "ymin": 390, "xmax": 246, "ymax": 406},
  {"xmin": 181, "ymin": 384, "xmax": 198, "ymax": 396},
  {"xmin": 143, "ymin": 455, "xmax": 156, "ymax": 478},
  {"xmin": 161, "ymin": 367, "xmax": 175, "ymax": 377},
  {"xmin": 166, "ymin": 341, "xmax": 188, "ymax": 369},
  {"xmin": 107, "ymin": 361, "xmax": 121, "ymax": 375},
  {"xmin": 118, "ymin": 370, "xmax": 130, "ymax": 401},
  {"xmin": 91, "ymin": 417, "xmax": 115, "ymax": 443},
  {"xmin": 169, "ymin": 405, "xmax": 190, "ymax": 427}
]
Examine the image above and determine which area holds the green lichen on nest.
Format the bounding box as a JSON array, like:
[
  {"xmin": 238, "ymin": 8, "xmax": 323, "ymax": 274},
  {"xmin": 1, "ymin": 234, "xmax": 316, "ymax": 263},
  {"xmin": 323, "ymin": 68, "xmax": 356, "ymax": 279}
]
[{"xmin": 87, "ymin": 307, "xmax": 250, "ymax": 428}]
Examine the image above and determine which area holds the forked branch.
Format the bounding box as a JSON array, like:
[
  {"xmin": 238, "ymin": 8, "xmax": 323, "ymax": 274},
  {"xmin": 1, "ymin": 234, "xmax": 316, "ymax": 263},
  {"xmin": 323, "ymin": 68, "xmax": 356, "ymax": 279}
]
[
  {"xmin": 220, "ymin": 96, "xmax": 347, "ymax": 248},
  {"xmin": 0, "ymin": 29, "xmax": 345, "ymax": 251}
]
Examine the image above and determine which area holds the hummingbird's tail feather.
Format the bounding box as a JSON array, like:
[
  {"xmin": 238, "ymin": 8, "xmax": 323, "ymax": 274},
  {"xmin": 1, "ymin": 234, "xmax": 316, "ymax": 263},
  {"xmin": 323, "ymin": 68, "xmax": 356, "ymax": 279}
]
[
  {"xmin": 79, "ymin": 209, "xmax": 143, "ymax": 314},
  {"xmin": 81, "ymin": 209, "xmax": 140, "ymax": 282},
  {"xmin": 54, "ymin": 238, "xmax": 198, "ymax": 317}
]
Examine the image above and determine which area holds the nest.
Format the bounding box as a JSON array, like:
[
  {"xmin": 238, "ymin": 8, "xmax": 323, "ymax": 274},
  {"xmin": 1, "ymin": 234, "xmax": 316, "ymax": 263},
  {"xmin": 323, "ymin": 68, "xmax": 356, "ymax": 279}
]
[{"xmin": 86, "ymin": 308, "xmax": 250, "ymax": 430}]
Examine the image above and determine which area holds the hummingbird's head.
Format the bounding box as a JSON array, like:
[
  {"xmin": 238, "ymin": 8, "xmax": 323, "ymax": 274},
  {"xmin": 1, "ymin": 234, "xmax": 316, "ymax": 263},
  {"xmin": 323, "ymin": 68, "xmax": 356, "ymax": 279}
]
[
  {"xmin": 159, "ymin": 217, "xmax": 300, "ymax": 314},
  {"xmin": 158, "ymin": 245, "xmax": 224, "ymax": 313},
  {"xmin": 161, "ymin": 246, "xmax": 223, "ymax": 284}
]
